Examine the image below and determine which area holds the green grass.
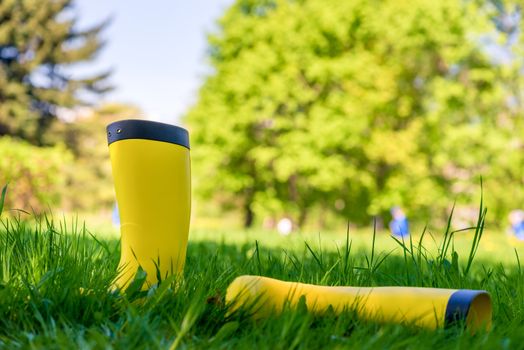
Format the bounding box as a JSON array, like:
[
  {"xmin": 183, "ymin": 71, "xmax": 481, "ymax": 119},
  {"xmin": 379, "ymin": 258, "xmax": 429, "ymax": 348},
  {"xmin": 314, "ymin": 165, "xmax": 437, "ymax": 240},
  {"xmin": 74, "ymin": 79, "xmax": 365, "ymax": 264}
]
[{"xmin": 1, "ymin": 211, "xmax": 524, "ymax": 349}]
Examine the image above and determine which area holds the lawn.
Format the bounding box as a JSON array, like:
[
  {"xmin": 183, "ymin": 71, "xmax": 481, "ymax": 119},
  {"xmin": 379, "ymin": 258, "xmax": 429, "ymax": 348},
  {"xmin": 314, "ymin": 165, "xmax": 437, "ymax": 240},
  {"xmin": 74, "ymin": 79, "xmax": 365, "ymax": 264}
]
[{"xmin": 1, "ymin": 212, "xmax": 524, "ymax": 349}]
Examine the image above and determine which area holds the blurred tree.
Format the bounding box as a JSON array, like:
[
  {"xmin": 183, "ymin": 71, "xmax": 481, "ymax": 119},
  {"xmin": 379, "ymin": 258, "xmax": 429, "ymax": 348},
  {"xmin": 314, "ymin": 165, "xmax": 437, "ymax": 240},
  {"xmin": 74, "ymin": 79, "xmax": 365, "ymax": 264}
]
[
  {"xmin": 426, "ymin": 0, "xmax": 524, "ymax": 226},
  {"xmin": 0, "ymin": 136, "xmax": 72, "ymax": 212},
  {"xmin": 0, "ymin": 0, "xmax": 111, "ymax": 145},
  {"xmin": 0, "ymin": 103, "xmax": 142, "ymax": 213},
  {"xmin": 187, "ymin": 0, "xmax": 524, "ymax": 228},
  {"xmin": 55, "ymin": 103, "xmax": 143, "ymax": 212}
]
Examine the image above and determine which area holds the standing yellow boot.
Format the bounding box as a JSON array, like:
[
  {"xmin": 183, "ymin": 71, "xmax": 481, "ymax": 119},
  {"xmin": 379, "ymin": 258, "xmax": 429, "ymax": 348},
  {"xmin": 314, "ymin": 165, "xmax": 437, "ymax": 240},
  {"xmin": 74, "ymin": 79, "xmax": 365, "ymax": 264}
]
[{"xmin": 107, "ymin": 119, "xmax": 191, "ymax": 289}]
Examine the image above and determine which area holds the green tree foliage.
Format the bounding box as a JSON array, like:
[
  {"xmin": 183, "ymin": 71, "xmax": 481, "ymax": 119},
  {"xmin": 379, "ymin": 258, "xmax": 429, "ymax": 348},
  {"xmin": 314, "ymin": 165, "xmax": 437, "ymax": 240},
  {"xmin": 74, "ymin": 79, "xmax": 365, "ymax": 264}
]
[
  {"xmin": 0, "ymin": 103, "xmax": 142, "ymax": 213},
  {"xmin": 0, "ymin": 136, "xmax": 72, "ymax": 212},
  {"xmin": 56, "ymin": 103, "xmax": 143, "ymax": 212},
  {"xmin": 0, "ymin": 0, "xmax": 111, "ymax": 145},
  {"xmin": 186, "ymin": 0, "xmax": 524, "ymax": 229}
]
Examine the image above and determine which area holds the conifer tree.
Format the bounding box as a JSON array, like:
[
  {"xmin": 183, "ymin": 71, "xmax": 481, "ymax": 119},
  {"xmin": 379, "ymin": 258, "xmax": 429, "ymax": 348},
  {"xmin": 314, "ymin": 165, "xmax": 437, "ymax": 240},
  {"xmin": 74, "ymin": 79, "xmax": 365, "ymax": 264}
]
[{"xmin": 0, "ymin": 0, "xmax": 111, "ymax": 145}]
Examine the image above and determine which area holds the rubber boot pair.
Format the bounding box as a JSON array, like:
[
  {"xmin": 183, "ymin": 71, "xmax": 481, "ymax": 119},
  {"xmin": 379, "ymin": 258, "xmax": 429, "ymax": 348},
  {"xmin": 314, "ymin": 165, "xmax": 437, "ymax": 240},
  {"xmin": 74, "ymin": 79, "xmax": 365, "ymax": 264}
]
[{"xmin": 107, "ymin": 119, "xmax": 491, "ymax": 332}]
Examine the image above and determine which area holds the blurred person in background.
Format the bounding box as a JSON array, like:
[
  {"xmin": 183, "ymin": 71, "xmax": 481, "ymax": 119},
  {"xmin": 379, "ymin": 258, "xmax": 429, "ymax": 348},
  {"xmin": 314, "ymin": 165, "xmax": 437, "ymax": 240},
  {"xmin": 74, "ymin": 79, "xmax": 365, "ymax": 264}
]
[
  {"xmin": 112, "ymin": 203, "xmax": 120, "ymax": 227},
  {"xmin": 389, "ymin": 206, "xmax": 409, "ymax": 238},
  {"xmin": 277, "ymin": 217, "xmax": 293, "ymax": 236},
  {"xmin": 508, "ymin": 210, "xmax": 524, "ymax": 241}
]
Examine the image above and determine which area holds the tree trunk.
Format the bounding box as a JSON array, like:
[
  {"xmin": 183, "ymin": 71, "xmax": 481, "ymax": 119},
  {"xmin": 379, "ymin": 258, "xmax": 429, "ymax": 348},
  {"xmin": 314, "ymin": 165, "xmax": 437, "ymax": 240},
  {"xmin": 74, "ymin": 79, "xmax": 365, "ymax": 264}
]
[
  {"xmin": 0, "ymin": 122, "xmax": 9, "ymax": 136},
  {"xmin": 298, "ymin": 208, "xmax": 308, "ymax": 228},
  {"xmin": 243, "ymin": 186, "xmax": 255, "ymax": 228},
  {"xmin": 243, "ymin": 200, "xmax": 254, "ymax": 228},
  {"xmin": 243, "ymin": 159, "xmax": 257, "ymax": 228}
]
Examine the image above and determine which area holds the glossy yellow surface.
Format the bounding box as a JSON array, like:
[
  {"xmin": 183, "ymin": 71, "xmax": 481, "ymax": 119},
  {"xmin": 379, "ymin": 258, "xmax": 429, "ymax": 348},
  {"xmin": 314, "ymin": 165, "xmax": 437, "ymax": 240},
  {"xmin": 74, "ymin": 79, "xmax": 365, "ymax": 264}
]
[
  {"xmin": 109, "ymin": 139, "xmax": 191, "ymax": 289},
  {"xmin": 226, "ymin": 275, "xmax": 492, "ymax": 331}
]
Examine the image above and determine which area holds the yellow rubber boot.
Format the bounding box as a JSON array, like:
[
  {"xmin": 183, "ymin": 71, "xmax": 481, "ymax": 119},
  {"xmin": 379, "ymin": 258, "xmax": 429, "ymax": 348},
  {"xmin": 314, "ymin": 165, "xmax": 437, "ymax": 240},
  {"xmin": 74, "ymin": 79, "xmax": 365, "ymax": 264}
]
[
  {"xmin": 226, "ymin": 275, "xmax": 492, "ymax": 332},
  {"xmin": 107, "ymin": 119, "xmax": 191, "ymax": 290}
]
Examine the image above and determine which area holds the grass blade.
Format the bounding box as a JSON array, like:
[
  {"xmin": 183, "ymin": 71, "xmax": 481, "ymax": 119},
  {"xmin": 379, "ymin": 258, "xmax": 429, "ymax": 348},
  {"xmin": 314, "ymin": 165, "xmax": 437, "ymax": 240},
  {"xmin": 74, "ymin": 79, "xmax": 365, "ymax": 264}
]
[
  {"xmin": 464, "ymin": 178, "xmax": 486, "ymax": 276},
  {"xmin": 0, "ymin": 184, "xmax": 7, "ymax": 216}
]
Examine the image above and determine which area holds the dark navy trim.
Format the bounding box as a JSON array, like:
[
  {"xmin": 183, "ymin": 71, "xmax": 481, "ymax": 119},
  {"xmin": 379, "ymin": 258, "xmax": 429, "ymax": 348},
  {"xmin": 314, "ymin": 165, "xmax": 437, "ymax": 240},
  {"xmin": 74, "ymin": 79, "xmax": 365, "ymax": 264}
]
[
  {"xmin": 107, "ymin": 119, "xmax": 190, "ymax": 149},
  {"xmin": 444, "ymin": 290, "xmax": 484, "ymax": 328}
]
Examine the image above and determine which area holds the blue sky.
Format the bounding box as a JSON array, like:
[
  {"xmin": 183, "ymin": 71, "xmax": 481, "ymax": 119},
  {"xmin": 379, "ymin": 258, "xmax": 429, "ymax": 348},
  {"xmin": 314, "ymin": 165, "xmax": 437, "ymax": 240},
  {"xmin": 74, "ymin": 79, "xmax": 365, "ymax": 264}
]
[{"xmin": 73, "ymin": 0, "xmax": 234, "ymax": 124}]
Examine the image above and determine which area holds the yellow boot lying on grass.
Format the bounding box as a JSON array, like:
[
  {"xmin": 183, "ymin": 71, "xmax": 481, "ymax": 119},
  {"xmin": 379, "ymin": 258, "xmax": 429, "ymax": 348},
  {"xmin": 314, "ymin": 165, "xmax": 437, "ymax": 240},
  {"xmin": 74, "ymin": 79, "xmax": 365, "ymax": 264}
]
[{"xmin": 226, "ymin": 275, "xmax": 492, "ymax": 331}]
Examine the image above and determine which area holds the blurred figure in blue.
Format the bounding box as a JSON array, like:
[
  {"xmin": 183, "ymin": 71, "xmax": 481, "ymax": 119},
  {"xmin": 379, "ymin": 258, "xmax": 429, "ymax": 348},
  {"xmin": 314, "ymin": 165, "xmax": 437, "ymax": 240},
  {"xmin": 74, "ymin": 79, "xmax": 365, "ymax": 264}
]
[
  {"xmin": 389, "ymin": 206, "xmax": 409, "ymax": 238},
  {"xmin": 112, "ymin": 203, "xmax": 120, "ymax": 227},
  {"xmin": 509, "ymin": 210, "xmax": 524, "ymax": 241}
]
